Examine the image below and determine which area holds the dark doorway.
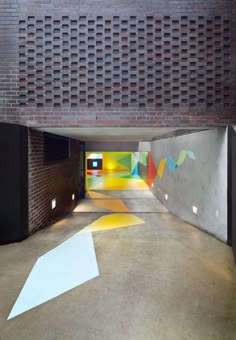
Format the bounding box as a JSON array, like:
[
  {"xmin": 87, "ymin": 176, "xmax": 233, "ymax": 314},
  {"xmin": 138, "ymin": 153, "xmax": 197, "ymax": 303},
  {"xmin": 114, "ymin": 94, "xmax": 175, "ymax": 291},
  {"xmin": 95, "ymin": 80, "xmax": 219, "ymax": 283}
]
[
  {"xmin": 79, "ymin": 142, "xmax": 86, "ymax": 199},
  {"xmin": 228, "ymin": 126, "xmax": 236, "ymax": 263},
  {"xmin": 0, "ymin": 123, "xmax": 29, "ymax": 244}
]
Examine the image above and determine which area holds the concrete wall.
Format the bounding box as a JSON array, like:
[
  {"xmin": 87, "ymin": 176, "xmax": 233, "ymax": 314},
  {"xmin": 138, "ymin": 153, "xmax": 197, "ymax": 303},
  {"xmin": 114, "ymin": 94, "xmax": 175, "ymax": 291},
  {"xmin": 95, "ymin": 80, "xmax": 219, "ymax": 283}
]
[
  {"xmin": 138, "ymin": 162, "xmax": 149, "ymax": 185},
  {"xmin": 149, "ymin": 128, "xmax": 228, "ymax": 242},
  {"xmin": 228, "ymin": 126, "xmax": 236, "ymax": 260},
  {"xmin": 86, "ymin": 142, "xmax": 139, "ymax": 152}
]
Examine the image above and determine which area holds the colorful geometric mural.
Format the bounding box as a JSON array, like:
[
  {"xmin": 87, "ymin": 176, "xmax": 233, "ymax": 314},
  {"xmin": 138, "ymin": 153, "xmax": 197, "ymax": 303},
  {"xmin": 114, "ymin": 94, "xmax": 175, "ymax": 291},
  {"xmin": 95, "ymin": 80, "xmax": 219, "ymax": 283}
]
[
  {"xmin": 86, "ymin": 152, "xmax": 149, "ymax": 191},
  {"xmin": 98, "ymin": 152, "xmax": 132, "ymax": 171},
  {"xmin": 86, "ymin": 150, "xmax": 196, "ymax": 190},
  {"xmin": 140, "ymin": 150, "xmax": 197, "ymax": 186},
  {"xmin": 157, "ymin": 150, "xmax": 196, "ymax": 179}
]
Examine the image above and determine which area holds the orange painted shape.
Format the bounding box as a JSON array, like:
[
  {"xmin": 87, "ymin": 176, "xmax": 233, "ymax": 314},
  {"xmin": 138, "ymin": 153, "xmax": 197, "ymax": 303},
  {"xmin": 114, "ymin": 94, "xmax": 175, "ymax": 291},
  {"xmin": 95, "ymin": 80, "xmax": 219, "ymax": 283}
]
[
  {"xmin": 157, "ymin": 159, "xmax": 166, "ymax": 178},
  {"xmin": 148, "ymin": 153, "xmax": 157, "ymax": 187},
  {"xmin": 93, "ymin": 199, "xmax": 129, "ymax": 213},
  {"xmin": 87, "ymin": 191, "xmax": 116, "ymax": 200}
]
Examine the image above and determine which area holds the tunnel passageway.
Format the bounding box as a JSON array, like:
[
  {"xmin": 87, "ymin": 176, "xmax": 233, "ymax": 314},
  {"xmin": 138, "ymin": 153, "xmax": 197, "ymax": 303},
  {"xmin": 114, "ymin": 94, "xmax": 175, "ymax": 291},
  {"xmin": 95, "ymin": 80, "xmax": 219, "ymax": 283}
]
[{"xmin": 0, "ymin": 185, "xmax": 236, "ymax": 339}]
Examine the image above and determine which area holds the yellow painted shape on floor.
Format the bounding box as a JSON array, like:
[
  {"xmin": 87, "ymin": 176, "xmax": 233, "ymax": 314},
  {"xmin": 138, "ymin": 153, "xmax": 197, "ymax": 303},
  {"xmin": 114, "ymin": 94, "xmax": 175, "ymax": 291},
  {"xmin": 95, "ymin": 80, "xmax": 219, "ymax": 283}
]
[
  {"xmin": 87, "ymin": 191, "xmax": 116, "ymax": 200},
  {"xmin": 89, "ymin": 213, "xmax": 145, "ymax": 232},
  {"xmin": 93, "ymin": 199, "xmax": 129, "ymax": 213},
  {"xmin": 90, "ymin": 177, "xmax": 149, "ymax": 190}
]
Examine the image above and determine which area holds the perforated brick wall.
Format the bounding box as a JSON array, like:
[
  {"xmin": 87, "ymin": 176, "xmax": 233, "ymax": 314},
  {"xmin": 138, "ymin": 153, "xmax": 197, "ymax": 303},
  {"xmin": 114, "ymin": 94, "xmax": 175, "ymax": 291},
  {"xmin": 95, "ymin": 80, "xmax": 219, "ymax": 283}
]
[
  {"xmin": 1, "ymin": 0, "xmax": 236, "ymax": 127},
  {"xmin": 18, "ymin": 15, "xmax": 231, "ymax": 110},
  {"xmin": 28, "ymin": 129, "xmax": 81, "ymax": 233}
]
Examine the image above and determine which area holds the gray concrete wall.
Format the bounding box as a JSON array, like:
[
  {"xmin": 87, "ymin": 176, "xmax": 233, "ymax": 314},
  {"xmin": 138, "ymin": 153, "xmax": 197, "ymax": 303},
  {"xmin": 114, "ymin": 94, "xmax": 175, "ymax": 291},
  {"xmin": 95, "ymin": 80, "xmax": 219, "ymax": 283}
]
[
  {"xmin": 138, "ymin": 142, "xmax": 151, "ymax": 152},
  {"xmin": 148, "ymin": 128, "xmax": 228, "ymax": 242},
  {"xmin": 138, "ymin": 163, "xmax": 149, "ymax": 185},
  {"xmin": 85, "ymin": 142, "xmax": 139, "ymax": 152}
]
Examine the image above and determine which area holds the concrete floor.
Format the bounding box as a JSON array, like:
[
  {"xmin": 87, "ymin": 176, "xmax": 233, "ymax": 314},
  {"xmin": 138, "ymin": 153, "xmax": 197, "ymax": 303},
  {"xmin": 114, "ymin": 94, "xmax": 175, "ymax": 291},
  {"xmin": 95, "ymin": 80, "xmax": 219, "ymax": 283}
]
[
  {"xmin": 74, "ymin": 190, "xmax": 168, "ymax": 213},
  {"xmin": 0, "ymin": 190, "xmax": 236, "ymax": 339}
]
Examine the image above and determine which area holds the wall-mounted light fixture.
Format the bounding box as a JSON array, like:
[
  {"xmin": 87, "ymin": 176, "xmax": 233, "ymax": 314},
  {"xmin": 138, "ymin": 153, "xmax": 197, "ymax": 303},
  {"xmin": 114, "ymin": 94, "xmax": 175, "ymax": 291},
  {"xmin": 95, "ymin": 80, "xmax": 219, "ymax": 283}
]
[
  {"xmin": 151, "ymin": 183, "xmax": 154, "ymax": 187},
  {"xmin": 192, "ymin": 205, "xmax": 198, "ymax": 215},
  {"xmin": 52, "ymin": 198, "xmax": 56, "ymax": 210},
  {"xmin": 165, "ymin": 194, "xmax": 168, "ymax": 200},
  {"xmin": 72, "ymin": 194, "xmax": 75, "ymax": 201}
]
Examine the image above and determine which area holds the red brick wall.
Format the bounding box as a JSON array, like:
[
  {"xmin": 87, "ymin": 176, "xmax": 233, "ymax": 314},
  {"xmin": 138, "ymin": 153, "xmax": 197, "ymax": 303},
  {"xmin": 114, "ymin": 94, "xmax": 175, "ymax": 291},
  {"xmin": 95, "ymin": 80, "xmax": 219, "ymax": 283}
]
[
  {"xmin": 28, "ymin": 129, "xmax": 80, "ymax": 233},
  {"xmin": 1, "ymin": 0, "xmax": 236, "ymax": 127}
]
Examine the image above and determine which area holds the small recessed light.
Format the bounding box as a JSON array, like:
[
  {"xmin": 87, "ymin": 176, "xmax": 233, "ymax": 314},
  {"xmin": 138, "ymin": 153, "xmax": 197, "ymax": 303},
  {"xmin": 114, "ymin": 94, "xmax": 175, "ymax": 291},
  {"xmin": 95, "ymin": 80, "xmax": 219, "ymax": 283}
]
[
  {"xmin": 165, "ymin": 194, "xmax": 168, "ymax": 200},
  {"xmin": 192, "ymin": 205, "xmax": 198, "ymax": 215},
  {"xmin": 52, "ymin": 198, "xmax": 56, "ymax": 210},
  {"xmin": 72, "ymin": 194, "xmax": 75, "ymax": 201}
]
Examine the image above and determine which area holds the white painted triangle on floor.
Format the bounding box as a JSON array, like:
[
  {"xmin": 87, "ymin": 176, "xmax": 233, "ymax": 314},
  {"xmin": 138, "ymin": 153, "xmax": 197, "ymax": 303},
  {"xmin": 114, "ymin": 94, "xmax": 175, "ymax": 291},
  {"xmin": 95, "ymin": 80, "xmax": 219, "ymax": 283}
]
[{"xmin": 8, "ymin": 228, "xmax": 99, "ymax": 320}]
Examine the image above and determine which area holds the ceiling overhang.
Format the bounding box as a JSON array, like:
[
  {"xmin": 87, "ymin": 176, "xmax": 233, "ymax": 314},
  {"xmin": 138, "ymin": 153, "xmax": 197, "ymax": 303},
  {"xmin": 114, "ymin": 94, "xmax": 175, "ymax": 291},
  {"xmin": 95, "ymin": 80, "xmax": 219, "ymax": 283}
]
[{"xmin": 37, "ymin": 127, "xmax": 209, "ymax": 142}]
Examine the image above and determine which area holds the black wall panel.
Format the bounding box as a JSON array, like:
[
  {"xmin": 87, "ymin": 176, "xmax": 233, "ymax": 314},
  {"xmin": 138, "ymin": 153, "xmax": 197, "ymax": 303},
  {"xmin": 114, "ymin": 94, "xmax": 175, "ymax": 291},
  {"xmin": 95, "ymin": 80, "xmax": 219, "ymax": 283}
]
[
  {"xmin": 87, "ymin": 159, "xmax": 103, "ymax": 170},
  {"xmin": 0, "ymin": 123, "xmax": 29, "ymax": 244},
  {"xmin": 228, "ymin": 126, "xmax": 236, "ymax": 262}
]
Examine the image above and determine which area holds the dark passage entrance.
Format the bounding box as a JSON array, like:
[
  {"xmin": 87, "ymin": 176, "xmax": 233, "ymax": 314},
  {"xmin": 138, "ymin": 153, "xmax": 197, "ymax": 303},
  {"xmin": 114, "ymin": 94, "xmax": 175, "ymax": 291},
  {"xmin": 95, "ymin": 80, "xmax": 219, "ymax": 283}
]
[
  {"xmin": 0, "ymin": 123, "xmax": 28, "ymax": 244},
  {"xmin": 228, "ymin": 126, "xmax": 236, "ymax": 263}
]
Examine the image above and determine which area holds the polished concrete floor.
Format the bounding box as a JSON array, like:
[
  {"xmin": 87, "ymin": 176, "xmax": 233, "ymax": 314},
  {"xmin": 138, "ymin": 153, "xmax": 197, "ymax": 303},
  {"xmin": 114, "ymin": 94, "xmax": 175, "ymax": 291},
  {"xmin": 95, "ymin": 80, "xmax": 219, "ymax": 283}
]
[
  {"xmin": 74, "ymin": 190, "xmax": 168, "ymax": 213},
  {"xmin": 1, "ymin": 190, "xmax": 236, "ymax": 339}
]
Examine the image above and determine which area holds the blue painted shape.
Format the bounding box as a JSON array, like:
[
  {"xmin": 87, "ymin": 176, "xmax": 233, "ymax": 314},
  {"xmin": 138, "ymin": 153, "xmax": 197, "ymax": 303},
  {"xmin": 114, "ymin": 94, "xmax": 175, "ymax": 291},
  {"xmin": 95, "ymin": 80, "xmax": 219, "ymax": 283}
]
[
  {"xmin": 8, "ymin": 228, "xmax": 99, "ymax": 320},
  {"xmin": 187, "ymin": 151, "xmax": 196, "ymax": 160},
  {"xmin": 131, "ymin": 164, "xmax": 139, "ymax": 175},
  {"xmin": 166, "ymin": 157, "xmax": 177, "ymax": 171}
]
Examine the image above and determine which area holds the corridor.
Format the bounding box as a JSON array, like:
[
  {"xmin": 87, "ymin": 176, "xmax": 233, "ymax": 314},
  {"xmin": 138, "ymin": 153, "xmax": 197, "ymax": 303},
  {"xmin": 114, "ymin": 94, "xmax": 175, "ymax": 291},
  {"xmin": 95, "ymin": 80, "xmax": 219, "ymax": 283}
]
[{"xmin": 0, "ymin": 189, "xmax": 236, "ymax": 339}]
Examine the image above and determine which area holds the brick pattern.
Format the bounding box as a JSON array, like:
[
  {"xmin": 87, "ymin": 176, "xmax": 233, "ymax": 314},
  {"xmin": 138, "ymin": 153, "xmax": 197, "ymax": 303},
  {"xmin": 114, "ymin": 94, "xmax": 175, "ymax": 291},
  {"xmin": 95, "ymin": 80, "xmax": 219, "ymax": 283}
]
[
  {"xmin": 1, "ymin": 0, "xmax": 236, "ymax": 127},
  {"xmin": 0, "ymin": 1, "xmax": 19, "ymax": 123},
  {"xmin": 28, "ymin": 129, "xmax": 81, "ymax": 233},
  {"xmin": 18, "ymin": 0, "xmax": 234, "ymax": 16},
  {"xmin": 18, "ymin": 15, "xmax": 231, "ymax": 111}
]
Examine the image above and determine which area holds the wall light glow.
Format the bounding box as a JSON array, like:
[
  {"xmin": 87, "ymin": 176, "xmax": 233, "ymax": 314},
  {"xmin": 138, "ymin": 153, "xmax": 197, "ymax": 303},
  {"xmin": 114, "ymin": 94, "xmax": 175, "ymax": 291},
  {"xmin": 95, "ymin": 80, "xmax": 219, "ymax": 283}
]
[
  {"xmin": 72, "ymin": 194, "xmax": 75, "ymax": 201},
  {"xmin": 192, "ymin": 205, "xmax": 198, "ymax": 215},
  {"xmin": 165, "ymin": 194, "xmax": 168, "ymax": 200},
  {"xmin": 52, "ymin": 198, "xmax": 56, "ymax": 210},
  {"xmin": 107, "ymin": 163, "xmax": 115, "ymax": 170},
  {"xmin": 87, "ymin": 153, "xmax": 102, "ymax": 160}
]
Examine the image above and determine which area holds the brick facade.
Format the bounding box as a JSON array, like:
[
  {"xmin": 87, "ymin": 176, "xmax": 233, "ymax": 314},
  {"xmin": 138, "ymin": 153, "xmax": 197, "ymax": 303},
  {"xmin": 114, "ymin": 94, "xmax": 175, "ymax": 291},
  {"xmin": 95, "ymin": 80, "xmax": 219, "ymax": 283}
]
[
  {"xmin": 0, "ymin": 1, "xmax": 20, "ymax": 123},
  {"xmin": 0, "ymin": 0, "xmax": 236, "ymax": 127},
  {"xmin": 28, "ymin": 129, "xmax": 80, "ymax": 233}
]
